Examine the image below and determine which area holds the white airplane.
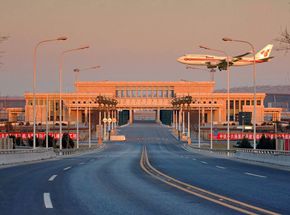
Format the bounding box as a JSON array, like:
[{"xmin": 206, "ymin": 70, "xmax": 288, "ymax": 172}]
[{"xmin": 177, "ymin": 44, "xmax": 274, "ymax": 71}]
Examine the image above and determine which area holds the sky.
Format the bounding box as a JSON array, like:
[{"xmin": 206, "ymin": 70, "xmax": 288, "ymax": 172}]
[{"xmin": 0, "ymin": 0, "xmax": 290, "ymax": 96}]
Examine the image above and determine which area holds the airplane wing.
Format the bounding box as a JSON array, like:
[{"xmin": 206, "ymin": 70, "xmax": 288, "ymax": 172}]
[
  {"xmin": 213, "ymin": 53, "xmax": 250, "ymax": 70},
  {"xmin": 232, "ymin": 52, "xmax": 251, "ymax": 62}
]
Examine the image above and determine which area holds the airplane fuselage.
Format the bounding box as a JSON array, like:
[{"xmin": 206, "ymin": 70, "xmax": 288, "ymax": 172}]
[{"xmin": 177, "ymin": 54, "xmax": 265, "ymax": 68}]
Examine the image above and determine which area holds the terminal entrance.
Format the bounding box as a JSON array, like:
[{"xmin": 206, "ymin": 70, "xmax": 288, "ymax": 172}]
[{"xmin": 134, "ymin": 110, "xmax": 156, "ymax": 121}]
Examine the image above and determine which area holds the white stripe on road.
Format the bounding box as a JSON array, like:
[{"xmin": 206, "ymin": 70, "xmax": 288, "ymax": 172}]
[
  {"xmin": 200, "ymin": 161, "xmax": 208, "ymax": 164},
  {"xmin": 244, "ymin": 172, "xmax": 267, "ymax": 178},
  {"xmin": 216, "ymin": 166, "xmax": 226, "ymax": 169},
  {"xmin": 79, "ymin": 162, "xmax": 85, "ymax": 165},
  {"xmin": 63, "ymin": 166, "xmax": 71, "ymax": 171},
  {"xmin": 192, "ymin": 158, "xmax": 196, "ymax": 160},
  {"xmin": 48, "ymin": 175, "xmax": 57, "ymax": 182},
  {"xmin": 43, "ymin": 193, "xmax": 53, "ymax": 208}
]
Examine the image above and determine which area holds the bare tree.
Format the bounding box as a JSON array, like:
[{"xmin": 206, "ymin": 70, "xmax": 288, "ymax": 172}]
[{"xmin": 276, "ymin": 28, "xmax": 290, "ymax": 53}]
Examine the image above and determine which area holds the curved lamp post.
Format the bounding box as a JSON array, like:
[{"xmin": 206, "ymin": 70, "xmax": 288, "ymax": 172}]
[
  {"xmin": 59, "ymin": 45, "xmax": 89, "ymax": 151},
  {"xmin": 73, "ymin": 65, "xmax": 100, "ymax": 149},
  {"xmin": 199, "ymin": 45, "xmax": 230, "ymax": 151},
  {"xmin": 222, "ymin": 37, "xmax": 257, "ymax": 149},
  {"xmin": 33, "ymin": 36, "xmax": 67, "ymax": 149}
]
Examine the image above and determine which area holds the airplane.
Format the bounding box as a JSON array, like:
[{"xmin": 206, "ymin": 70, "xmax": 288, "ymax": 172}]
[{"xmin": 177, "ymin": 44, "xmax": 274, "ymax": 71}]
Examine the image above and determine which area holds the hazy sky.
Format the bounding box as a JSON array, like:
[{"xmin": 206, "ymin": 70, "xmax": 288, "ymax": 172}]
[{"xmin": 0, "ymin": 0, "xmax": 290, "ymax": 96}]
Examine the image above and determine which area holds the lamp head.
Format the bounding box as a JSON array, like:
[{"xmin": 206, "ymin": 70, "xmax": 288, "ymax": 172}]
[
  {"xmin": 199, "ymin": 45, "xmax": 210, "ymax": 50},
  {"xmin": 73, "ymin": 68, "xmax": 80, "ymax": 72},
  {"xmin": 80, "ymin": 45, "xmax": 89, "ymax": 49},
  {"xmin": 222, "ymin": 37, "xmax": 232, "ymax": 41},
  {"xmin": 57, "ymin": 36, "xmax": 68, "ymax": 41}
]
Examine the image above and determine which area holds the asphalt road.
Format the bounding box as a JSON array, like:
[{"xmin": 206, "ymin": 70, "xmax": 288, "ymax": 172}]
[{"xmin": 0, "ymin": 122, "xmax": 289, "ymax": 214}]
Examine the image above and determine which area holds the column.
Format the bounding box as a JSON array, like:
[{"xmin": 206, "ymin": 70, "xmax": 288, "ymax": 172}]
[
  {"xmin": 201, "ymin": 107, "xmax": 205, "ymax": 125},
  {"xmin": 156, "ymin": 108, "xmax": 160, "ymax": 123},
  {"xmin": 129, "ymin": 109, "xmax": 133, "ymax": 124},
  {"xmin": 182, "ymin": 110, "xmax": 185, "ymax": 134},
  {"xmin": 84, "ymin": 107, "xmax": 88, "ymax": 124},
  {"xmin": 172, "ymin": 110, "xmax": 175, "ymax": 128}
]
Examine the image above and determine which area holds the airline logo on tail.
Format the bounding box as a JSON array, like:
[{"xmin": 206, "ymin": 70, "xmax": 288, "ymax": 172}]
[{"xmin": 255, "ymin": 44, "xmax": 273, "ymax": 60}]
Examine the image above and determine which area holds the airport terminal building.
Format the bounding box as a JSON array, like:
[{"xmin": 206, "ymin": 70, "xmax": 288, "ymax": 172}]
[{"xmin": 24, "ymin": 81, "xmax": 281, "ymax": 126}]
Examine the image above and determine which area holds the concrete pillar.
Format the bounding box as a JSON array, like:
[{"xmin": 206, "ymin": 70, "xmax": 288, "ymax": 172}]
[
  {"xmin": 156, "ymin": 108, "xmax": 160, "ymax": 123},
  {"xmin": 129, "ymin": 109, "xmax": 133, "ymax": 124},
  {"xmin": 202, "ymin": 107, "xmax": 205, "ymax": 125},
  {"xmin": 182, "ymin": 110, "xmax": 185, "ymax": 134},
  {"xmin": 84, "ymin": 107, "xmax": 88, "ymax": 124},
  {"xmin": 218, "ymin": 108, "xmax": 222, "ymax": 123},
  {"xmin": 172, "ymin": 110, "xmax": 175, "ymax": 128}
]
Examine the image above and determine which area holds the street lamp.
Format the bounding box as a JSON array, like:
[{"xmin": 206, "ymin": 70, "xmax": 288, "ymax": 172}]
[
  {"xmin": 33, "ymin": 36, "xmax": 67, "ymax": 149},
  {"xmin": 222, "ymin": 37, "xmax": 257, "ymax": 149},
  {"xmin": 59, "ymin": 45, "xmax": 89, "ymax": 151},
  {"xmin": 199, "ymin": 45, "xmax": 230, "ymax": 151},
  {"xmin": 73, "ymin": 65, "xmax": 100, "ymax": 149}
]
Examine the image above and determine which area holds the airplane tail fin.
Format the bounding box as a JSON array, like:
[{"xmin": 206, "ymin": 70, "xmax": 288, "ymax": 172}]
[{"xmin": 255, "ymin": 44, "xmax": 273, "ymax": 60}]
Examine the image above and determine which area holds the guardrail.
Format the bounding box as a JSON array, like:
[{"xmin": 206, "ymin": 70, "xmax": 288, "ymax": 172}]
[
  {"xmin": 236, "ymin": 149, "xmax": 290, "ymax": 156},
  {"xmin": 0, "ymin": 148, "xmax": 53, "ymax": 154},
  {"xmin": 188, "ymin": 145, "xmax": 236, "ymax": 157},
  {"xmin": 54, "ymin": 144, "xmax": 104, "ymax": 156}
]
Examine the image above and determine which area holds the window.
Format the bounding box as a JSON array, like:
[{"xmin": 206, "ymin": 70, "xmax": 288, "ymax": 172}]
[
  {"xmin": 126, "ymin": 90, "xmax": 130, "ymax": 97},
  {"xmin": 137, "ymin": 90, "xmax": 141, "ymax": 97},
  {"xmin": 164, "ymin": 90, "xmax": 168, "ymax": 97},
  {"xmin": 142, "ymin": 90, "xmax": 147, "ymax": 97},
  {"xmin": 158, "ymin": 90, "xmax": 163, "ymax": 97},
  {"xmin": 153, "ymin": 90, "xmax": 157, "ymax": 97},
  {"xmin": 257, "ymin": 100, "xmax": 261, "ymax": 105},
  {"xmin": 131, "ymin": 90, "xmax": 136, "ymax": 97},
  {"xmin": 148, "ymin": 90, "xmax": 152, "ymax": 97},
  {"xmin": 230, "ymin": 100, "xmax": 234, "ymax": 109},
  {"xmin": 246, "ymin": 100, "xmax": 250, "ymax": 105},
  {"xmin": 235, "ymin": 100, "xmax": 239, "ymax": 109}
]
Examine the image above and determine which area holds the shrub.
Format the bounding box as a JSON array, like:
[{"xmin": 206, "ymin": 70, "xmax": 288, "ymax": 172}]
[
  {"xmin": 235, "ymin": 137, "xmax": 252, "ymax": 148},
  {"xmin": 257, "ymin": 134, "xmax": 275, "ymax": 149},
  {"xmin": 61, "ymin": 133, "xmax": 74, "ymax": 149}
]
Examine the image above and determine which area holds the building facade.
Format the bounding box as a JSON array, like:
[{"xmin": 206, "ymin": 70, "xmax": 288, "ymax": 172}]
[{"xmin": 24, "ymin": 81, "xmax": 281, "ymax": 126}]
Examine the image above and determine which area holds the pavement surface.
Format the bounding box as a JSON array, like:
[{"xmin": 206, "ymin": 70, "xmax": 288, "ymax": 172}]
[{"xmin": 0, "ymin": 122, "xmax": 289, "ymax": 214}]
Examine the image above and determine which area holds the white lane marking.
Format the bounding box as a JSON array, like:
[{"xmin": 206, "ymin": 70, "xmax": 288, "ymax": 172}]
[
  {"xmin": 192, "ymin": 158, "xmax": 196, "ymax": 160},
  {"xmin": 48, "ymin": 175, "xmax": 57, "ymax": 182},
  {"xmin": 244, "ymin": 172, "xmax": 267, "ymax": 178},
  {"xmin": 43, "ymin": 193, "xmax": 53, "ymax": 208},
  {"xmin": 216, "ymin": 166, "xmax": 226, "ymax": 169},
  {"xmin": 200, "ymin": 161, "xmax": 208, "ymax": 164},
  {"xmin": 79, "ymin": 162, "xmax": 85, "ymax": 165},
  {"xmin": 63, "ymin": 166, "xmax": 71, "ymax": 171}
]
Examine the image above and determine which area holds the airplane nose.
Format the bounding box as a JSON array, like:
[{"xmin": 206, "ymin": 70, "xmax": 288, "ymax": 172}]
[{"xmin": 177, "ymin": 57, "xmax": 183, "ymax": 63}]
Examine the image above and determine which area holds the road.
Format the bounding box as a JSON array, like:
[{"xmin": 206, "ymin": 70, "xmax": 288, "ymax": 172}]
[{"xmin": 0, "ymin": 122, "xmax": 289, "ymax": 214}]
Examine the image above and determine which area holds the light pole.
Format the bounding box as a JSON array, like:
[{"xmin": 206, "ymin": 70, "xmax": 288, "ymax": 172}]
[
  {"xmin": 199, "ymin": 45, "xmax": 230, "ymax": 151},
  {"xmin": 33, "ymin": 36, "xmax": 67, "ymax": 149},
  {"xmin": 222, "ymin": 37, "xmax": 257, "ymax": 149},
  {"xmin": 73, "ymin": 66, "xmax": 100, "ymax": 149},
  {"xmin": 59, "ymin": 45, "xmax": 89, "ymax": 151}
]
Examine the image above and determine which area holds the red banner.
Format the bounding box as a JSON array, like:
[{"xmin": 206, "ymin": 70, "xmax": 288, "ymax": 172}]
[
  {"xmin": 0, "ymin": 132, "xmax": 77, "ymax": 140},
  {"xmin": 209, "ymin": 133, "xmax": 290, "ymax": 140}
]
